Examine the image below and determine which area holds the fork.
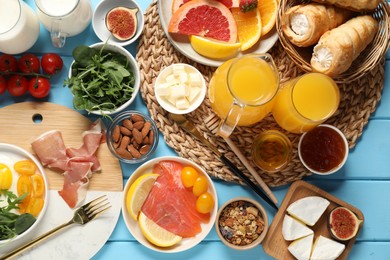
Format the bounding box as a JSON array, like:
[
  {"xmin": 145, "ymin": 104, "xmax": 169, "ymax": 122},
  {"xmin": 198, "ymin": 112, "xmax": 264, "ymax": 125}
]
[{"xmin": 0, "ymin": 195, "xmax": 111, "ymax": 260}]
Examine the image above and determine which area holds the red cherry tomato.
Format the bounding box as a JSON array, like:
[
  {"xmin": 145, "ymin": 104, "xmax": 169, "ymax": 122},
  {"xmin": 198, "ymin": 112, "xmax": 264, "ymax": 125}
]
[
  {"xmin": 7, "ymin": 75, "xmax": 28, "ymax": 96},
  {"xmin": 0, "ymin": 54, "xmax": 17, "ymax": 72},
  {"xmin": 41, "ymin": 53, "xmax": 63, "ymax": 75},
  {"xmin": 28, "ymin": 77, "xmax": 50, "ymax": 98},
  {"xmin": 18, "ymin": 53, "xmax": 40, "ymax": 73},
  {"xmin": 0, "ymin": 76, "xmax": 6, "ymax": 95}
]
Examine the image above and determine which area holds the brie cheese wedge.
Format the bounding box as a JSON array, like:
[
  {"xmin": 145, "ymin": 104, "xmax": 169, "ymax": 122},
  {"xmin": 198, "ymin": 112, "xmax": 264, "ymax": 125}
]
[
  {"xmin": 287, "ymin": 196, "xmax": 330, "ymax": 226},
  {"xmin": 310, "ymin": 235, "xmax": 345, "ymax": 260},
  {"xmin": 288, "ymin": 233, "xmax": 314, "ymax": 260},
  {"xmin": 282, "ymin": 214, "xmax": 314, "ymax": 241}
]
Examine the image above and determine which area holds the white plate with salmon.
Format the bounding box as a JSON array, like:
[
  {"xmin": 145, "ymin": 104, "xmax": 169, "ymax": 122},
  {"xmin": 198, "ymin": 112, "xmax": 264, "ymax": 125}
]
[{"xmin": 122, "ymin": 156, "xmax": 218, "ymax": 253}]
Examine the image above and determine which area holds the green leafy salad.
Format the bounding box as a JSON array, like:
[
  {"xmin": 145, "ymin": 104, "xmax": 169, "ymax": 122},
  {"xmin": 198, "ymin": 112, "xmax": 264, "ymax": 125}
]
[
  {"xmin": 65, "ymin": 44, "xmax": 136, "ymax": 115},
  {"xmin": 0, "ymin": 190, "xmax": 36, "ymax": 241}
]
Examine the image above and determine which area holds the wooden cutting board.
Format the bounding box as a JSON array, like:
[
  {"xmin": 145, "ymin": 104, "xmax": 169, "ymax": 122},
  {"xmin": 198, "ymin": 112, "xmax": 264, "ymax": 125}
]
[{"xmin": 0, "ymin": 102, "xmax": 123, "ymax": 191}]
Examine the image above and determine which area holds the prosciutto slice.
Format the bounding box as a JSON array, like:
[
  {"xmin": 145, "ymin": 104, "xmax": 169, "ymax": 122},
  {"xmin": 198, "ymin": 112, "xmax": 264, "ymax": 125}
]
[
  {"xmin": 31, "ymin": 120, "xmax": 105, "ymax": 208},
  {"xmin": 141, "ymin": 161, "xmax": 210, "ymax": 238}
]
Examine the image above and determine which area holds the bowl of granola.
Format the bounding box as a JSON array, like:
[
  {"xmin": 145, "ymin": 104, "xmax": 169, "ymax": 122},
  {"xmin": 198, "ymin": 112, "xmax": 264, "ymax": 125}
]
[{"xmin": 215, "ymin": 197, "xmax": 268, "ymax": 250}]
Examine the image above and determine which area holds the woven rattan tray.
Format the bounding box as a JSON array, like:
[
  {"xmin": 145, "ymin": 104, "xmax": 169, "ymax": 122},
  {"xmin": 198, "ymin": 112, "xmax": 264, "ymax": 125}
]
[{"xmin": 136, "ymin": 0, "xmax": 386, "ymax": 187}]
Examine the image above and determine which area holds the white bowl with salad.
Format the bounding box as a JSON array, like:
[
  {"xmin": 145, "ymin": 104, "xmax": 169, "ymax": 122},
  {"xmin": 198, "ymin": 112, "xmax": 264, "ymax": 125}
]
[
  {"xmin": 66, "ymin": 42, "xmax": 140, "ymax": 116},
  {"xmin": 0, "ymin": 143, "xmax": 48, "ymax": 247}
]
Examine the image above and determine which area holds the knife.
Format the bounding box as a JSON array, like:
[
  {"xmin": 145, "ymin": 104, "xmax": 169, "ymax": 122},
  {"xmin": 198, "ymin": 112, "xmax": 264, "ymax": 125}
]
[{"xmin": 170, "ymin": 113, "xmax": 278, "ymax": 211}]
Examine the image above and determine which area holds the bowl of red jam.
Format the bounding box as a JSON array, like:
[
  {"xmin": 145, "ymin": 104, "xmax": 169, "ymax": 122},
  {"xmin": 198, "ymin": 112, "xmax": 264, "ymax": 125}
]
[{"xmin": 298, "ymin": 124, "xmax": 349, "ymax": 175}]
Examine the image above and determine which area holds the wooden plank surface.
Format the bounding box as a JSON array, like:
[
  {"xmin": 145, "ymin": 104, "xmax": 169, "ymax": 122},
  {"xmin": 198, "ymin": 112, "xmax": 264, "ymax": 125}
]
[{"xmin": 0, "ymin": 102, "xmax": 122, "ymax": 191}]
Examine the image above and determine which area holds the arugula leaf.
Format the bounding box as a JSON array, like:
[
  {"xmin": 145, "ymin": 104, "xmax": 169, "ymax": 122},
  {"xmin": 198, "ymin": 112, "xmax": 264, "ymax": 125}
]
[{"xmin": 65, "ymin": 43, "xmax": 136, "ymax": 117}]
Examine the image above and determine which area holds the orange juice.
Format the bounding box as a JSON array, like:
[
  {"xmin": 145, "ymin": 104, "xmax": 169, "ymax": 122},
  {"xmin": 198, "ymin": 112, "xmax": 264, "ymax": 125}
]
[
  {"xmin": 209, "ymin": 55, "xmax": 279, "ymax": 126},
  {"xmin": 272, "ymin": 73, "xmax": 340, "ymax": 133}
]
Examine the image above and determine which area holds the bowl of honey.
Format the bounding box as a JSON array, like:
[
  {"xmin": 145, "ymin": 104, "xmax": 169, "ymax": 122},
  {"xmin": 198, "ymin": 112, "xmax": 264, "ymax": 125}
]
[{"xmin": 298, "ymin": 124, "xmax": 349, "ymax": 175}]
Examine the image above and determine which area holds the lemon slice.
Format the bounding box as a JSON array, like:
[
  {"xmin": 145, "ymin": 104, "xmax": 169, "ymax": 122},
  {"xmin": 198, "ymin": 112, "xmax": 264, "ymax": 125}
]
[
  {"xmin": 189, "ymin": 35, "xmax": 241, "ymax": 59},
  {"xmin": 126, "ymin": 173, "xmax": 159, "ymax": 220},
  {"xmin": 138, "ymin": 212, "xmax": 182, "ymax": 247}
]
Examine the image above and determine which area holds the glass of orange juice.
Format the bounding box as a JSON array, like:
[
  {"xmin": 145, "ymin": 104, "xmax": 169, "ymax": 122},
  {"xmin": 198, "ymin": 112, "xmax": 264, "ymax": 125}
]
[
  {"xmin": 208, "ymin": 53, "xmax": 279, "ymax": 138},
  {"xmin": 271, "ymin": 73, "xmax": 340, "ymax": 134}
]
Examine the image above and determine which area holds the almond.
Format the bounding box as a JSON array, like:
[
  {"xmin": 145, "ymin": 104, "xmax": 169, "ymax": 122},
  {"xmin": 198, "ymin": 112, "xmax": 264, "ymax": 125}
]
[
  {"xmin": 116, "ymin": 148, "xmax": 133, "ymax": 159},
  {"xmin": 112, "ymin": 125, "xmax": 121, "ymax": 142},
  {"xmin": 120, "ymin": 126, "xmax": 132, "ymax": 136},
  {"xmin": 131, "ymin": 114, "xmax": 145, "ymax": 123},
  {"xmin": 143, "ymin": 136, "xmax": 150, "ymax": 145},
  {"xmin": 122, "ymin": 119, "xmax": 133, "ymax": 130},
  {"xmin": 133, "ymin": 121, "xmax": 144, "ymax": 130},
  {"xmin": 128, "ymin": 145, "xmax": 142, "ymax": 158},
  {"xmin": 148, "ymin": 130, "xmax": 155, "ymax": 144},
  {"xmin": 139, "ymin": 145, "xmax": 151, "ymax": 155},
  {"xmin": 141, "ymin": 121, "xmax": 151, "ymax": 138},
  {"xmin": 119, "ymin": 135, "xmax": 131, "ymax": 149},
  {"xmin": 132, "ymin": 128, "xmax": 143, "ymax": 144}
]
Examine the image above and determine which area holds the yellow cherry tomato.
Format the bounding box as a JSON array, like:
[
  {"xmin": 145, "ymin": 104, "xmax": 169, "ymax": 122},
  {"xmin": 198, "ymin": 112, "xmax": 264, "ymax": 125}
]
[
  {"xmin": 26, "ymin": 197, "xmax": 44, "ymax": 217},
  {"xmin": 17, "ymin": 175, "xmax": 32, "ymax": 197},
  {"xmin": 31, "ymin": 174, "xmax": 45, "ymax": 197},
  {"xmin": 195, "ymin": 192, "xmax": 214, "ymax": 214},
  {"xmin": 181, "ymin": 166, "xmax": 199, "ymax": 188},
  {"xmin": 14, "ymin": 160, "xmax": 37, "ymax": 175},
  {"xmin": 192, "ymin": 176, "xmax": 208, "ymax": 197},
  {"xmin": 0, "ymin": 163, "xmax": 13, "ymax": 190}
]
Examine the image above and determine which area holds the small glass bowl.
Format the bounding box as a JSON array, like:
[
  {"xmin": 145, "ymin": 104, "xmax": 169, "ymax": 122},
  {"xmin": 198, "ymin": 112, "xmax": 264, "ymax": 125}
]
[
  {"xmin": 106, "ymin": 110, "xmax": 159, "ymax": 164},
  {"xmin": 251, "ymin": 130, "xmax": 293, "ymax": 173},
  {"xmin": 298, "ymin": 124, "xmax": 349, "ymax": 175},
  {"xmin": 215, "ymin": 197, "xmax": 269, "ymax": 250}
]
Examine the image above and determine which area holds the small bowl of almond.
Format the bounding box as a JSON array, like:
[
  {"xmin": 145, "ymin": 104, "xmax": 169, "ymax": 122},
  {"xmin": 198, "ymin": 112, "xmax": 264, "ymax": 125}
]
[{"xmin": 106, "ymin": 110, "xmax": 159, "ymax": 164}]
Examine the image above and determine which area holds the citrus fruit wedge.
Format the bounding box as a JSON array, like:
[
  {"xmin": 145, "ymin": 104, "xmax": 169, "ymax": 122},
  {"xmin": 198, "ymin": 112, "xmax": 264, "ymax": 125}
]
[
  {"xmin": 189, "ymin": 35, "xmax": 241, "ymax": 59},
  {"xmin": 172, "ymin": 0, "xmax": 191, "ymax": 13},
  {"xmin": 231, "ymin": 7, "xmax": 262, "ymax": 51},
  {"xmin": 126, "ymin": 173, "xmax": 159, "ymax": 221},
  {"xmin": 168, "ymin": 0, "xmax": 238, "ymax": 43},
  {"xmin": 138, "ymin": 211, "xmax": 182, "ymax": 247},
  {"xmin": 258, "ymin": 0, "xmax": 277, "ymax": 36}
]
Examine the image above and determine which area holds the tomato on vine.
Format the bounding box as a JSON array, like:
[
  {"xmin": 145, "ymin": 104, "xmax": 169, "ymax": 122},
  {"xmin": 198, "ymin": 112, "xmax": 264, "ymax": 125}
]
[
  {"xmin": 0, "ymin": 76, "xmax": 6, "ymax": 95},
  {"xmin": 7, "ymin": 75, "xmax": 28, "ymax": 96},
  {"xmin": 41, "ymin": 53, "xmax": 63, "ymax": 75},
  {"xmin": 28, "ymin": 77, "xmax": 50, "ymax": 98},
  {"xmin": 18, "ymin": 53, "xmax": 40, "ymax": 73},
  {"xmin": 0, "ymin": 54, "xmax": 17, "ymax": 72}
]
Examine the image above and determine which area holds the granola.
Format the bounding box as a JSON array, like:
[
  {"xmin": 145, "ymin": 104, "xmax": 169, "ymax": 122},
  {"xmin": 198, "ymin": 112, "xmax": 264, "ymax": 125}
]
[{"xmin": 218, "ymin": 200, "xmax": 265, "ymax": 246}]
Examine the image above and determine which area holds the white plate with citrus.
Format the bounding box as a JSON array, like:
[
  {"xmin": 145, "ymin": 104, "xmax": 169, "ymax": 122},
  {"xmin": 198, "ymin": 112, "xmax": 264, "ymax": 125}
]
[
  {"xmin": 121, "ymin": 156, "xmax": 218, "ymax": 253},
  {"xmin": 157, "ymin": 0, "xmax": 279, "ymax": 67}
]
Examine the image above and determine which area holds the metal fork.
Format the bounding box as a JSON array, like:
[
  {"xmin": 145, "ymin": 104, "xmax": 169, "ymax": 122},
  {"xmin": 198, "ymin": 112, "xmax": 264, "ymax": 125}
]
[{"xmin": 0, "ymin": 195, "xmax": 111, "ymax": 260}]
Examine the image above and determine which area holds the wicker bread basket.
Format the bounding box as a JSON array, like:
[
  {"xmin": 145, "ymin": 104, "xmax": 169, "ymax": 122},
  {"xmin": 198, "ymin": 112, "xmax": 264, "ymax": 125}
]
[{"xmin": 277, "ymin": 0, "xmax": 390, "ymax": 84}]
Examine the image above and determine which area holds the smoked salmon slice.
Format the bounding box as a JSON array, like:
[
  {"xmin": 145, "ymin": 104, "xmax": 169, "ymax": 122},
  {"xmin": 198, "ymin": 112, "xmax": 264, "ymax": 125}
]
[{"xmin": 141, "ymin": 160, "xmax": 210, "ymax": 238}]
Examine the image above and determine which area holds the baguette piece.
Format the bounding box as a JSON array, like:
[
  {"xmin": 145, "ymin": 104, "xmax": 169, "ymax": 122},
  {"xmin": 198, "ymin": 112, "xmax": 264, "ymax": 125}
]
[
  {"xmin": 312, "ymin": 0, "xmax": 381, "ymax": 11},
  {"xmin": 282, "ymin": 3, "xmax": 352, "ymax": 47},
  {"xmin": 311, "ymin": 15, "xmax": 378, "ymax": 77}
]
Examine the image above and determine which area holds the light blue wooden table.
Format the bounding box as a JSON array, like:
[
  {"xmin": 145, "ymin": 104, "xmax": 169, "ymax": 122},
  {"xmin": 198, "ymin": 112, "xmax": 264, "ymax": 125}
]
[{"xmin": 1, "ymin": 0, "xmax": 390, "ymax": 259}]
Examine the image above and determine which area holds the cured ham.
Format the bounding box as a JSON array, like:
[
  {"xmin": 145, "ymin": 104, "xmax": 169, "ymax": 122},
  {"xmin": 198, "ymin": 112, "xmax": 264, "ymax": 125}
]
[
  {"xmin": 141, "ymin": 160, "xmax": 210, "ymax": 238},
  {"xmin": 31, "ymin": 120, "xmax": 105, "ymax": 208}
]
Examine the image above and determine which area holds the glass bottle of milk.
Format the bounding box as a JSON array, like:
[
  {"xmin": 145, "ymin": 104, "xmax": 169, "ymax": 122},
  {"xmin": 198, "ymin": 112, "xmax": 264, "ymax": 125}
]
[{"xmin": 0, "ymin": 0, "xmax": 40, "ymax": 54}]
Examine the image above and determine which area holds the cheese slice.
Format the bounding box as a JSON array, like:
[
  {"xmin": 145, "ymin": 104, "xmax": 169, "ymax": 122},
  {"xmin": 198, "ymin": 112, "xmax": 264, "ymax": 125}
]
[
  {"xmin": 287, "ymin": 196, "xmax": 330, "ymax": 226},
  {"xmin": 282, "ymin": 214, "xmax": 314, "ymax": 241},
  {"xmin": 288, "ymin": 233, "xmax": 314, "ymax": 260},
  {"xmin": 310, "ymin": 235, "xmax": 345, "ymax": 260}
]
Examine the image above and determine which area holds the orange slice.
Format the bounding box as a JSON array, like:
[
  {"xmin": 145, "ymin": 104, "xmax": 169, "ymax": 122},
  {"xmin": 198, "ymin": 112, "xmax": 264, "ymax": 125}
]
[
  {"xmin": 231, "ymin": 7, "xmax": 262, "ymax": 51},
  {"xmin": 258, "ymin": 0, "xmax": 278, "ymax": 36}
]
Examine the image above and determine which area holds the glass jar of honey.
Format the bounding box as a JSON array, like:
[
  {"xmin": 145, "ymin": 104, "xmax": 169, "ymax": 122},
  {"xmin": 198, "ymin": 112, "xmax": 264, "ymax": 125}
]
[{"xmin": 251, "ymin": 130, "xmax": 292, "ymax": 173}]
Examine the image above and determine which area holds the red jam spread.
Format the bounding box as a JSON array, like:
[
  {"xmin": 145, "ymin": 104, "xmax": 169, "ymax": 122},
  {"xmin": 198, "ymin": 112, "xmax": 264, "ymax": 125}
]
[{"xmin": 300, "ymin": 126, "xmax": 346, "ymax": 173}]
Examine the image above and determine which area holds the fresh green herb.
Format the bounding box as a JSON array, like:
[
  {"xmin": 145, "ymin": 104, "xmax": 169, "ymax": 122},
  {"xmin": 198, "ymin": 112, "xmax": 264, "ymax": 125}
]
[
  {"xmin": 64, "ymin": 43, "xmax": 135, "ymax": 116},
  {"xmin": 0, "ymin": 190, "xmax": 36, "ymax": 240}
]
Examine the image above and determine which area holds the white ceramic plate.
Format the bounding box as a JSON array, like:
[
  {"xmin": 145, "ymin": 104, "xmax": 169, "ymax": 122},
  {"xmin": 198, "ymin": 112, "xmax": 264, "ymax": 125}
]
[
  {"xmin": 0, "ymin": 143, "xmax": 49, "ymax": 246},
  {"xmin": 122, "ymin": 156, "xmax": 218, "ymax": 253},
  {"xmin": 157, "ymin": 0, "xmax": 279, "ymax": 67},
  {"xmin": 93, "ymin": 0, "xmax": 144, "ymax": 46}
]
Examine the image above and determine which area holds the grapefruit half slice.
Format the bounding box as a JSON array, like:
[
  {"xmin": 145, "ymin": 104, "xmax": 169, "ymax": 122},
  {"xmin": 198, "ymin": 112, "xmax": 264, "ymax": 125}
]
[{"xmin": 168, "ymin": 0, "xmax": 238, "ymax": 43}]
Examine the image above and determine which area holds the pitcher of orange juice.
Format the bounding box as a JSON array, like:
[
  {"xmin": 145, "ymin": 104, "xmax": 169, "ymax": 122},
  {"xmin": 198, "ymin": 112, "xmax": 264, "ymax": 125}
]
[{"xmin": 208, "ymin": 54, "xmax": 279, "ymax": 138}]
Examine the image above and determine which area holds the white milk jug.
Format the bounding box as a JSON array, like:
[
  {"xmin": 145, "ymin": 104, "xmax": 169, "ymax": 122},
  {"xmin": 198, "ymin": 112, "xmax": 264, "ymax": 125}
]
[
  {"xmin": 0, "ymin": 0, "xmax": 40, "ymax": 54},
  {"xmin": 34, "ymin": 0, "xmax": 92, "ymax": 48}
]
